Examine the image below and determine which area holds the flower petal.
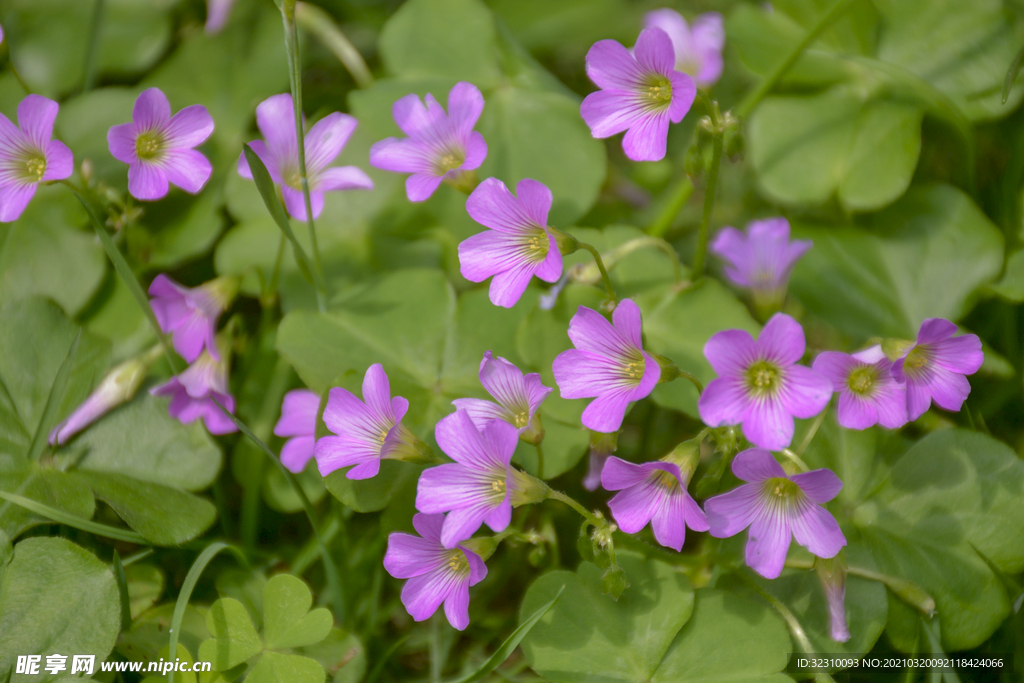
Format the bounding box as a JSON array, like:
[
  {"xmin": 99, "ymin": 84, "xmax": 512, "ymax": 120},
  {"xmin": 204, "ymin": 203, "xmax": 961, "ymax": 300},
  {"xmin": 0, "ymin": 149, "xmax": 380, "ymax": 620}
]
[
  {"xmin": 255, "ymin": 93, "xmax": 298, "ymax": 170},
  {"xmin": 274, "ymin": 389, "xmax": 320, "ymax": 437},
  {"xmin": 18, "ymin": 95, "xmax": 59, "ymax": 149},
  {"xmin": 731, "ymin": 448, "xmax": 785, "ymax": 483},
  {"xmin": 581, "ymin": 90, "xmax": 646, "ymax": 139},
  {"xmin": 917, "ymin": 318, "xmax": 957, "ymax": 345},
  {"xmin": 651, "ymin": 490, "xmax": 687, "ymax": 551},
  {"xmin": 634, "ymin": 27, "xmax": 676, "ymax": 74},
  {"xmin": 697, "ymin": 377, "xmax": 751, "ymax": 427},
  {"xmin": 836, "ymin": 391, "xmax": 878, "ymax": 430},
  {"xmin": 407, "ymin": 173, "xmax": 445, "ymax": 202},
  {"xmin": 41, "ymin": 140, "xmax": 73, "ymax": 181},
  {"xmin": 812, "ymin": 351, "xmax": 859, "ymax": 391},
  {"xmin": 434, "ymin": 410, "xmax": 505, "ymax": 471},
  {"xmin": 780, "ymin": 365, "xmax": 832, "ymax": 419},
  {"xmin": 930, "ymin": 334, "xmax": 983, "ymax": 375},
  {"xmin": 488, "ymin": 263, "xmax": 535, "ymax": 308},
  {"xmin": 667, "ymin": 71, "xmax": 696, "ymax": 124},
  {"xmin": 600, "ymin": 456, "xmax": 649, "ymax": 491},
  {"xmin": 370, "ymin": 137, "xmax": 432, "ymax": 174},
  {"xmin": 401, "ymin": 568, "xmax": 453, "ymax": 621},
  {"xmin": 742, "ymin": 397, "xmax": 795, "ymax": 451},
  {"xmin": 514, "ymin": 178, "xmax": 552, "ymax": 228},
  {"xmin": 746, "ymin": 508, "xmax": 791, "ymax": 579},
  {"xmin": 581, "ymin": 389, "xmax": 633, "ymax": 432},
  {"xmin": 705, "ymin": 482, "xmax": 763, "ymax": 538},
  {"xmin": 621, "ymin": 111, "xmax": 670, "ymax": 162},
  {"xmin": 384, "ymin": 532, "xmax": 443, "ymax": 579},
  {"xmin": 132, "ymin": 88, "xmax": 171, "ymax": 131},
  {"xmin": 305, "ymin": 113, "xmax": 357, "ymax": 173},
  {"xmin": 165, "ymin": 104, "xmax": 214, "ymax": 149},
  {"xmin": 108, "ymin": 123, "xmax": 139, "ymax": 164},
  {"xmin": 757, "ymin": 313, "xmax": 806, "ymax": 365},
  {"xmin": 466, "ymin": 177, "xmax": 538, "ymax": 234},
  {"xmin": 443, "ymin": 580, "xmax": 472, "ymax": 630},
  {"xmin": 447, "ymin": 81, "xmax": 485, "ymax": 137},
  {"xmin": 607, "ymin": 480, "xmax": 661, "ymax": 534},
  {"xmin": 128, "ymin": 162, "xmax": 170, "ymax": 201},
  {"xmin": 280, "ymin": 435, "xmax": 316, "ymax": 473},
  {"xmin": 704, "ymin": 328, "xmax": 757, "ymax": 376},
  {"xmin": 585, "ymin": 38, "xmax": 645, "ymax": 91},
  {"xmin": 160, "ymin": 149, "xmax": 212, "ymax": 194},
  {"xmin": 790, "ymin": 468, "xmax": 843, "ymax": 504},
  {"xmin": 566, "ymin": 305, "xmax": 636, "ymax": 360},
  {"xmin": 790, "ymin": 500, "xmax": 846, "ymax": 559}
]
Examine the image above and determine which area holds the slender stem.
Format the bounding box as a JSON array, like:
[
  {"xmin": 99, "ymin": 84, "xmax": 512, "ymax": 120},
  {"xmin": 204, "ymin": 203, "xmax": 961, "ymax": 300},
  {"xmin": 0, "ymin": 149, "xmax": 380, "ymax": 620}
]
[
  {"xmin": 781, "ymin": 448, "xmax": 811, "ymax": 473},
  {"xmin": 281, "ymin": 1, "xmax": 327, "ymax": 312},
  {"xmin": 546, "ymin": 488, "xmax": 607, "ymax": 531},
  {"xmin": 677, "ymin": 369, "xmax": 704, "ymax": 394},
  {"xmin": 648, "ymin": 176, "xmax": 694, "ymax": 238},
  {"xmin": 644, "ymin": 237, "xmax": 684, "ymax": 284},
  {"xmin": 691, "ymin": 121, "xmax": 722, "ymax": 281},
  {"xmin": 734, "ymin": 0, "xmax": 857, "ymax": 119},
  {"xmin": 82, "ymin": 0, "xmax": 106, "ymax": 93},
  {"xmin": 577, "ymin": 241, "xmax": 617, "ymax": 304},
  {"xmin": 534, "ymin": 442, "xmax": 545, "ymax": 479},
  {"xmin": 796, "ymin": 409, "xmax": 827, "ymax": 455},
  {"xmin": 295, "ymin": 2, "xmax": 374, "ymax": 88}
]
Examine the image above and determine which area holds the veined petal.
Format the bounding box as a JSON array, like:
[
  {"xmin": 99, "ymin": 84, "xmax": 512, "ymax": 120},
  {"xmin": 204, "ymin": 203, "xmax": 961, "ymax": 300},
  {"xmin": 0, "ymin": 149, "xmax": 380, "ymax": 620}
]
[
  {"xmin": 585, "ymin": 38, "xmax": 646, "ymax": 91},
  {"xmin": 743, "ymin": 396, "xmax": 794, "ymax": 451},
  {"xmin": 731, "ymin": 448, "xmax": 786, "ymax": 483},
  {"xmin": 916, "ymin": 318, "xmax": 957, "ymax": 345},
  {"xmin": 392, "ymin": 92, "xmax": 444, "ymax": 138},
  {"xmin": 666, "ymin": 71, "xmax": 696, "ymax": 124},
  {"xmin": 790, "ymin": 468, "xmax": 843, "ymax": 504},
  {"xmin": 488, "ymin": 263, "xmax": 535, "ymax": 308},
  {"xmin": 160, "ymin": 149, "xmax": 212, "ymax": 194},
  {"xmin": 461, "ymin": 131, "xmax": 488, "ymax": 170},
  {"xmin": 407, "ymin": 173, "xmax": 445, "ymax": 202},
  {"xmin": 370, "ymin": 137, "xmax": 433, "ymax": 174},
  {"xmin": 280, "ymin": 436, "xmax": 316, "ymax": 473},
  {"xmin": 930, "ymin": 334, "xmax": 983, "ymax": 375},
  {"xmin": 634, "ymin": 27, "xmax": 676, "ymax": 75},
  {"xmin": 780, "ymin": 364, "xmax": 832, "ymax": 419},
  {"xmin": 581, "ymin": 90, "xmax": 647, "ymax": 139},
  {"xmin": 434, "ymin": 410, "xmax": 506, "ymax": 471},
  {"xmin": 133, "ymin": 88, "xmax": 172, "ymax": 131},
  {"xmin": 443, "ymin": 580, "xmax": 472, "ymax": 630},
  {"xmin": 362, "ymin": 363, "xmax": 396, "ymax": 423},
  {"xmin": 581, "ymin": 389, "xmax": 633, "ymax": 432},
  {"xmin": 566, "ymin": 305, "xmax": 637, "ymax": 360},
  {"xmin": 514, "ymin": 178, "xmax": 552, "ymax": 228},
  {"xmin": 41, "ymin": 140, "xmax": 73, "ymax": 181},
  {"xmin": 651, "ymin": 490, "xmax": 687, "ymax": 551},
  {"xmin": 401, "ymin": 568, "xmax": 456, "ymax": 622},
  {"xmin": 607, "ymin": 479, "xmax": 662, "ymax": 533},
  {"xmin": 872, "ymin": 382, "xmax": 908, "ymax": 429},
  {"xmin": 757, "ymin": 313, "xmax": 806, "ymax": 365},
  {"xmin": 837, "ymin": 391, "xmax": 879, "ymax": 430},
  {"xmin": 612, "ymin": 299, "xmax": 644, "ymax": 349},
  {"xmin": 314, "ymin": 435, "xmax": 381, "ymax": 478},
  {"xmin": 703, "ymin": 328, "xmax": 757, "ymax": 376},
  {"xmin": 0, "ymin": 184, "xmax": 37, "ymax": 222},
  {"xmin": 164, "ymin": 104, "xmax": 214, "ymax": 149},
  {"xmin": 697, "ymin": 377, "xmax": 752, "ymax": 427},
  {"xmin": 621, "ymin": 110, "xmax": 670, "ymax": 162},
  {"xmin": 440, "ymin": 503, "xmax": 492, "ymax": 548},
  {"xmin": 18, "ymin": 95, "xmax": 59, "ymax": 149},
  {"xmin": 534, "ymin": 233, "xmax": 563, "ymax": 283},
  {"xmin": 924, "ymin": 368, "xmax": 972, "ymax": 413},
  {"xmin": 447, "ymin": 81, "xmax": 485, "ymax": 136},
  {"xmin": 552, "ymin": 350, "xmax": 624, "ymax": 400},
  {"xmin": 600, "ymin": 456, "xmax": 650, "ymax": 490},
  {"xmin": 274, "ymin": 389, "xmax": 320, "ymax": 437},
  {"xmin": 128, "ymin": 162, "xmax": 169, "ymax": 201},
  {"xmin": 790, "ymin": 499, "xmax": 846, "ymax": 559},
  {"xmin": 746, "ymin": 507, "xmax": 791, "ymax": 579},
  {"xmin": 108, "ymin": 123, "xmax": 139, "ymax": 164},
  {"xmin": 705, "ymin": 482, "xmax": 764, "ymax": 538},
  {"xmin": 466, "ymin": 177, "xmax": 541, "ymax": 234},
  {"xmin": 478, "ymin": 351, "xmax": 528, "ymax": 412},
  {"xmin": 305, "ymin": 113, "xmax": 357, "ymax": 174},
  {"xmin": 384, "ymin": 532, "xmax": 445, "ymax": 579},
  {"xmin": 413, "ymin": 512, "xmax": 445, "ymax": 543},
  {"xmin": 451, "ymin": 398, "xmax": 508, "ymax": 430},
  {"xmin": 255, "ymin": 94, "xmax": 298, "ymax": 170},
  {"xmin": 812, "ymin": 351, "xmax": 860, "ymax": 391}
]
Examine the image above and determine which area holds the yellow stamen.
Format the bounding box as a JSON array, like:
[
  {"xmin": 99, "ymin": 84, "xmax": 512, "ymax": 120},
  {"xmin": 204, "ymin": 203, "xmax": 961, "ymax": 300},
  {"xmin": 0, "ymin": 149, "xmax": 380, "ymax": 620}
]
[{"xmin": 25, "ymin": 157, "xmax": 46, "ymax": 181}]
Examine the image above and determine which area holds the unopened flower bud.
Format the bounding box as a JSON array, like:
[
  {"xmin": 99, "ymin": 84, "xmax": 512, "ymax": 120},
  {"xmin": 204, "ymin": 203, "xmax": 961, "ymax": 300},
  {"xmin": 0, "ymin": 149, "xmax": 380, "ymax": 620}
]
[
  {"xmin": 549, "ymin": 227, "xmax": 580, "ymax": 256},
  {"xmin": 814, "ymin": 555, "xmax": 850, "ymax": 643},
  {"xmin": 602, "ymin": 565, "xmax": 629, "ymax": 600},
  {"xmin": 583, "ymin": 429, "xmax": 618, "ymax": 491},
  {"xmin": 509, "ymin": 468, "xmax": 549, "ymax": 507}
]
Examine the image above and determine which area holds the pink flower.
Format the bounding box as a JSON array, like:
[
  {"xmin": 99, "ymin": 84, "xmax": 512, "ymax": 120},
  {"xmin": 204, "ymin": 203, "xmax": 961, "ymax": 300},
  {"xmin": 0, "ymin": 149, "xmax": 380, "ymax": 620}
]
[
  {"xmin": 0, "ymin": 95, "xmax": 73, "ymax": 222},
  {"xmin": 384, "ymin": 513, "xmax": 488, "ymax": 630},
  {"xmin": 891, "ymin": 318, "xmax": 983, "ymax": 421},
  {"xmin": 458, "ymin": 178, "xmax": 563, "ymax": 308},
  {"xmin": 698, "ymin": 313, "xmax": 831, "ymax": 451},
  {"xmin": 274, "ymin": 389, "xmax": 320, "ymax": 473},
  {"xmin": 107, "ymin": 88, "xmax": 214, "ymax": 201},
  {"xmin": 812, "ymin": 346, "xmax": 907, "ymax": 430},
  {"xmin": 237, "ymin": 93, "xmax": 373, "ymax": 220},
  {"xmin": 149, "ymin": 351, "xmax": 238, "ymax": 435},
  {"xmin": 452, "ymin": 351, "xmax": 551, "ymax": 438},
  {"xmin": 710, "ymin": 218, "xmax": 811, "ymax": 313},
  {"xmin": 644, "ymin": 10, "xmax": 725, "ymax": 87},
  {"xmin": 205, "ymin": 0, "xmax": 236, "ymax": 34},
  {"xmin": 581, "ymin": 27, "xmax": 696, "ymax": 161},
  {"xmin": 552, "ymin": 299, "xmax": 660, "ymax": 433},
  {"xmin": 705, "ymin": 448, "xmax": 846, "ymax": 579},
  {"xmin": 370, "ymin": 82, "xmax": 488, "ymax": 202},
  {"xmin": 148, "ymin": 274, "xmax": 235, "ymax": 363}
]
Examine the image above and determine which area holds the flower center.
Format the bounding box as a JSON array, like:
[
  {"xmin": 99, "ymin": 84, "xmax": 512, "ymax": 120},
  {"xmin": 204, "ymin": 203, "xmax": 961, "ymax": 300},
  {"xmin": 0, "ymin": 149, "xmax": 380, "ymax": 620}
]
[
  {"xmin": 378, "ymin": 429, "xmax": 388, "ymax": 443},
  {"xmin": 285, "ymin": 168, "xmax": 304, "ymax": 191},
  {"xmin": 25, "ymin": 156, "xmax": 46, "ymax": 181},
  {"xmin": 435, "ymin": 149, "xmax": 465, "ymax": 175},
  {"xmin": 446, "ymin": 550, "xmax": 470, "ymax": 576},
  {"xmin": 135, "ymin": 132, "xmax": 163, "ymax": 161},
  {"xmin": 644, "ymin": 76, "xmax": 673, "ymax": 108},
  {"xmin": 903, "ymin": 347, "xmax": 928, "ymax": 375},
  {"xmin": 847, "ymin": 367, "xmax": 876, "ymax": 395},
  {"xmin": 652, "ymin": 469, "xmax": 679, "ymax": 490},
  {"xmin": 520, "ymin": 228, "xmax": 549, "ymax": 263},
  {"xmin": 765, "ymin": 477, "xmax": 800, "ymax": 499},
  {"xmin": 491, "ymin": 478, "xmax": 506, "ymax": 494},
  {"xmin": 746, "ymin": 360, "xmax": 780, "ymax": 396},
  {"xmin": 513, "ymin": 411, "xmax": 529, "ymax": 428}
]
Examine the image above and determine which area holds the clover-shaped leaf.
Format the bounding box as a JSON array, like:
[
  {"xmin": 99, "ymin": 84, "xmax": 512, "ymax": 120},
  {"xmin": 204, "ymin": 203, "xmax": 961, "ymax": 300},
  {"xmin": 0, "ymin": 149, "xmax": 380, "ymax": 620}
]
[
  {"xmin": 262, "ymin": 575, "xmax": 333, "ymax": 650},
  {"xmin": 199, "ymin": 598, "xmax": 263, "ymax": 671}
]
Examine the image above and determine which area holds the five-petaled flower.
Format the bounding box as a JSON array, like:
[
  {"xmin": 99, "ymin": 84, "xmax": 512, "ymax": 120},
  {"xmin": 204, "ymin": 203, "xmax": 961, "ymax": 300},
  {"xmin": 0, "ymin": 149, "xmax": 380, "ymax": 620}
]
[
  {"xmin": 274, "ymin": 389, "xmax": 320, "ymax": 473},
  {"xmin": 705, "ymin": 448, "xmax": 846, "ymax": 579},
  {"xmin": 891, "ymin": 318, "xmax": 983, "ymax": 421},
  {"xmin": 581, "ymin": 27, "xmax": 696, "ymax": 161},
  {"xmin": 601, "ymin": 455, "xmax": 708, "ymax": 551},
  {"xmin": 370, "ymin": 82, "xmax": 488, "ymax": 202},
  {"xmin": 552, "ymin": 299, "xmax": 660, "ymax": 433},
  {"xmin": 644, "ymin": 9, "xmax": 725, "ymax": 88},
  {"xmin": 459, "ymin": 177, "xmax": 563, "ymax": 308},
  {"xmin": 149, "ymin": 350, "xmax": 238, "ymax": 435},
  {"xmin": 384, "ymin": 512, "xmax": 488, "ymax": 630},
  {"xmin": 416, "ymin": 410, "xmax": 517, "ymax": 548},
  {"xmin": 314, "ymin": 364, "xmax": 419, "ymax": 479},
  {"xmin": 698, "ymin": 313, "xmax": 831, "ymax": 451},
  {"xmin": 107, "ymin": 88, "xmax": 214, "ymax": 201},
  {"xmin": 813, "ymin": 345, "xmax": 907, "ymax": 430},
  {"xmin": 710, "ymin": 217, "xmax": 811, "ymax": 315},
  {"xmin": 453, "ymin": 351, "xmax": 551, "ymax": 442},
  {"xmin": 0, "ymin": 95, "xmax": 73, "ymax": 222},
  {"xmin": 148, "ymin": 274, "xmax": 236, "ymax": 363},
  {"xmin": 238, "ymin": 93, "xmax": 373, "ymax": 220}
]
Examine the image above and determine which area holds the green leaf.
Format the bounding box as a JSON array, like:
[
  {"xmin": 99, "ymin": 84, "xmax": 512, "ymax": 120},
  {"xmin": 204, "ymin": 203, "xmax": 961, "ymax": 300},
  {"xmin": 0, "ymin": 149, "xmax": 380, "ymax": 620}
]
[
  {"xmin": 638, "ymin": 280, "xmax": 761, "ymax": 419},
  {"xmin": 987, "ymin": 248, "xmax": 1024, "ymax": 302},
  {"xmin": 874, "ymin": 0, "xmax": 1024, "ymax": 119},
  {"xmin": 246, "ymin": 651, "xmax": 325, "ymax": 683},
  {"xmin": 518, "ymin": 551, "xmax": 695, "ymax": 682},
  {"xmin": 379, "ymin": 0, "xmax": 502, "ymax": 88},
  {"xmin": 451, "ymin": 585, "xmax": 564, "ymax": 683},
  {"xmin": 199, "ymin": 598, "xmax": 264, "ymax": 671},
  {"xmin": 57, "ymin": 88, "xmax": 137, "ymax": 191},
  {"xmin": 0, "ymin": 537, "xmax": 120, "ymax": 682},
  {"xmin": 789, "ymin": 184, "xmax": 1004, "ymax": 339},
  {"xmin": 262, "ymin": 463, "xmax": 326, "ymax": 514},
  {"xmin": 262, "ymin": 574, "xmax": 333, "ymax": 650},
  {"xmin": 74, "ymin": 393, "xmax": 223, "ymax": 491},
  {"xmin": 125, "ymin": 563, "xmax": 165, "ymax": 620},
  {"xmin": 300, "ymin": 628, "xmax": 365, "ymax": 683},
  {"xmin": 117, "ymin": 603, "xmax": 211, "ymax": 665},
  {"xmin": 324, "ymin": 461, "xmax": 423, "ymax": 514},
  {"xmin": 750, "ymin": 87, "xmax": 923, "ymax": 211},
  {"xmin": 78, "ymin": 471, "xmax": 216, "ymax": 546},
  {"xmin": 0, "ymin": 185, "xmax": 106, "ymax": 316}
]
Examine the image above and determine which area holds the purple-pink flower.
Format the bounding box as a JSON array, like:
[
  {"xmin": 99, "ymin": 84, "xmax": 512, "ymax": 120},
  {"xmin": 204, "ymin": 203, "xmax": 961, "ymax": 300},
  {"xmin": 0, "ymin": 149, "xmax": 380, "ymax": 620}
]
[
  {"xmin": 369, "ymin": 82, "xmax": 487, "ymax": 202},
  {"xmin": 205, "ymin": 0, "xmax": 236, "ymax": 33},
  {"xmin": 552, "ymin": 299, "xmax": 660, "ymax": 433},
  {"xmin": 891, "ymin": 318, "xmax": 983, "ymax": 421},
  {"xmin": 710, "ymin": 218, "xmax": 811, "ymax": 312},
  {"xmin": 0, "ymin": 95, "xmax": 73, "ymax": 222},
  {"xmin": 274, "ymin": 389, "xmax": 320, "ymax": 473},
  {"xmin": 150, "ymin": 351, "xmax": 238, "ymax": 435},
  {"xmin": 384, "ymin": 513, "xmax": 487, "ymax": 630},
  {"xmin": 149, "ymin": 274, "xmax": 235, "ymax": 363},
  {"xmin": 237, "ymin": 93, "xmax": 373, "ymax": 220},
  {"xmin": 698, "ymin": 313, "xmax": 831, "ymax": 451},
  {"xmin": 813, "ymin": 345, "xmax": 907, "ymax": 430},
  {"xmin": 581, "ymin": 27, "xmax": 696, "ymax": 162},
  {"xmin": 644, "ymin": 10, "xmax": 725, "ymax": 88},
  {"xmin": 416, "ymin": 410, "xmax": 517, "ymax": 548},
  {"xmin": 601, "ymin": 456, "xmax": 708, "ymax": 551},
  {"xmin": 452, "ymin": 351, "xmax": 551, "ymax": 439},
  {"xmin": 107, "ymin": 88, "xmax": 214, "ymax": 201},
  {"xmin": 48, "ymin": 355, "xmax": 151, "ymax": 446},
  {"xmin": 458, "ymin": 177, "xmax": 563, "ymax": 308},
  {"xmin": 314, "ymin": 364, "xmax": 418, "ymax": 480},
  {"xmin": 705, "ymin": 448, "xmax": 846, "ymax": 579}
]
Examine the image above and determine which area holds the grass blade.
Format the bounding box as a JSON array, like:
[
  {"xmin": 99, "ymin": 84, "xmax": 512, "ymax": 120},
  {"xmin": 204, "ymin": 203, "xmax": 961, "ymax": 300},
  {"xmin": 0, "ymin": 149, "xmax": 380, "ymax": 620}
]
[
  {"xmin": 0, "ymin": 490, "xmax": 147, "ymax": 544},
  {"xmin": 1003, "ymin": 44, "xmax": 1024, "ymax": 104},
  {"xmin": 448, "ymin": 585, "xmax": 565, "ymax": 683},
  {"xmin": 27, "ymin": 329, "xmax": 80, "ymax": 461},
  {"xmin": 112, "ymin": 550, "xmax": 133, "ymax": 629},
  {"xmin": 242, "ymin": 144, "xmax": 320, "ymax": 291}
]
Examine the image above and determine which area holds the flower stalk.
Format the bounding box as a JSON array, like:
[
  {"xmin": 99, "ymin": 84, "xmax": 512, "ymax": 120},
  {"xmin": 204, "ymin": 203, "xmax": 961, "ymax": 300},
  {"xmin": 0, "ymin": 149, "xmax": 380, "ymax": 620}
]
[{"xmin": 691, "ymin": 91, "xmax": 724, "ymax": 281}]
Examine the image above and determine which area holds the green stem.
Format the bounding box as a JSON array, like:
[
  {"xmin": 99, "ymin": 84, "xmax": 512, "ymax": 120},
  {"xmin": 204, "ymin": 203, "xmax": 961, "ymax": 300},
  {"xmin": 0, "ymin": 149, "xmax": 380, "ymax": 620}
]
[
  {"xmin": 534, "ymin": 442, "xmax": 545, "ymax": 479},
  {"xmin": 546, "ymin": 488, "xmax": 607, "ymax": 531},
  {"xmin": 781, "ymin": 448, "xmax": 812, "ymax": 473},
  {"xmin": 281, "ymin": 1, "xmax": 327, "ymax": 312},
  {"xmin": 734, "ymin": 0, "xmax": 857, "ymax": 119},
  {"xmin": 796, "ymin": 408, "xmax": 827, "ymax": 455},
  {"xmin": 82, "ymin": 0, "xmax": 106, "ymax": 93},
  {"xmin": 0, "ymin": 491, "xmax": 147, "ymax": 544},
  {"xmin": 648, "ymin": 176, "xmax": 694, "ymax": 238},
  {"xmin": 577, "ymin": 241, "xmax": 617, "ymax": 304},
  {"xmin": 295, "ymin": 2, "xmax": 374, "ymax": 88},
  {"xmin": 691, "ymin": 103, "xmax": 723, "ymax": 282}
]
